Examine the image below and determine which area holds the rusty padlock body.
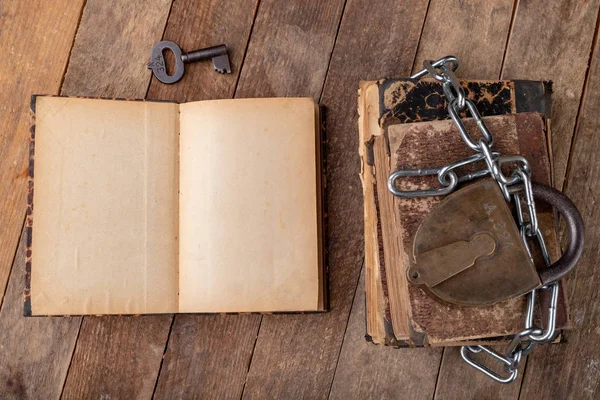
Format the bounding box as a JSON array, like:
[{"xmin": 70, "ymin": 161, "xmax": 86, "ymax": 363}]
[{"xmin": 407, "ymin": 179, "xmax": 584, "ymax": 306}]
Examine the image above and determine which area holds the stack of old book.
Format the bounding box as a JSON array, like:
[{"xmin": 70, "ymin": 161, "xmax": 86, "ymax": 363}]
[{"xmin": 358, "ymin": 78, "xmax": 569, "ymax": 346}]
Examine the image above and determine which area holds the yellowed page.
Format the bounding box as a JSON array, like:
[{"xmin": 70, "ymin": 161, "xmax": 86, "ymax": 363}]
[
  {"xmin": 31, "ymin": 97, "xmax": 179, "ymax": 315},
  {"xmin": 179, "ymin": 98, "xmax": 320, "ymax": 312}
]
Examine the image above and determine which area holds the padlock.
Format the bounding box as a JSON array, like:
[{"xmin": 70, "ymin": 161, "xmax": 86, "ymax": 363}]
[{"xmin": 407, "ymin": 179, "xmax": 584, "ymax": 306}]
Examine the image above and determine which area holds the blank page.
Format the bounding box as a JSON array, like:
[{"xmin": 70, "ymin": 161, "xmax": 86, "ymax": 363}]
[
  {"xmin": 179, "ymin": 98, "xmax": 322, "ymax": 312},
  {"xmin": 31, "ymin": 97, "xmax": 179, "ymax": 315}
]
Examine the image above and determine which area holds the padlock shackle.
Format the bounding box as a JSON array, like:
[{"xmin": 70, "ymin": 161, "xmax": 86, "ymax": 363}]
[{"xmin": 530, "ymin": 183, "xmax": 584, "ymax": 285}]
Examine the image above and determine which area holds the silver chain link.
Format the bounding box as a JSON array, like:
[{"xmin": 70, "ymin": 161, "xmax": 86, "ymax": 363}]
[{"xmin": 389, "ymin": 56, "xmax": 559, "ymax": 384}]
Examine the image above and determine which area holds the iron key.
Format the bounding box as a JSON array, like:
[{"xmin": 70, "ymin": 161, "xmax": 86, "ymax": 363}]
[{"xmin": 148, "ymin": 41, "xmax": 231, "ymax": 84}]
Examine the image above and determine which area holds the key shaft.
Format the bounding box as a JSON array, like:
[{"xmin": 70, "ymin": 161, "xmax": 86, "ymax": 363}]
[{"xmin": 182, "ymin": 45, "xmax": 227, "ymax": 63}]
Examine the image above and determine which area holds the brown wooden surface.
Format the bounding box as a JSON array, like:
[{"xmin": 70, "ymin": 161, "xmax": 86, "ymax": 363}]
[
  {"xmin": 329, "ymin": 271, "xmax": 442, "ymax": 400},
  {"xmin": 0, "ymin": 227, "xmax": 81, "ymax": 399},
  {"xmin": 413, "ymin": 0, "xmax": 514, "ymax": 79},
  {"xmin": 501, "ymin": 0, "xmax": 600, "ymax": 189},
  {"xmin": 2, "ymin": 0, "xmax": 600, "ymax": 398}
]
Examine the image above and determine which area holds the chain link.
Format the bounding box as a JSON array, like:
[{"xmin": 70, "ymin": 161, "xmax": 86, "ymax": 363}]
[{"xmin": 390, "ymin": 56, "xmax": 560, "ymax": 383}]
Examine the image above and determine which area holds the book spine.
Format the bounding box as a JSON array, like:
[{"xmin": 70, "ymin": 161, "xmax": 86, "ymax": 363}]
[{"xmin": 24, "ymin": 96, "xmax": 36, "ymax": 316}]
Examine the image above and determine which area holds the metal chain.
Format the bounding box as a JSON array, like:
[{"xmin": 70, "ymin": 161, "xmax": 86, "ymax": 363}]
[{"xmin": 388, "ymin": 56, "xmax": 559, "ymax": 384}]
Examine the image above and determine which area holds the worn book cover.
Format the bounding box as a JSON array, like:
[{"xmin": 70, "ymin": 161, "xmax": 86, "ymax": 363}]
[
  {"xmin": 26, "ymin": 96, "xmax": 327, "ymax": 316},
  {"xmin": 359, "ymin": 79, "xmax": 568, "ymax": 346}
]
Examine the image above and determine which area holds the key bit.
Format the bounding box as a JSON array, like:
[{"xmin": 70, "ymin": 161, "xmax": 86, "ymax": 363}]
[{"xmin": 148, "ymin": 41, "xmax": 232, "ymax": 84}]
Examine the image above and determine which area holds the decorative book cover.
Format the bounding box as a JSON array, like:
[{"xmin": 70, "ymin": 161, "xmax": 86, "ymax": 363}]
[
  {"xmin": 359, "ymin": 79, "xmax": 568, "ymax": 346},
  {"xmin": 26, "ymin": 96, "xmax": 327, "ymax": 316}
]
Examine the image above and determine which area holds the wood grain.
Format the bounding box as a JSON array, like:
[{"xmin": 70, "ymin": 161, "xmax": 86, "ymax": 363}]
[
  {"xmin": 413, "ymin": 0, "xmax": 514, "ymax": 79},
  {"xmin": 0, "ymin": 1, "xmax": 84, "ymax": 398},
  {"xmin": 234, "ymin": 0, "xmax": 345, "ymax": 100},
  {"xmin": 434, "ymin": 347, "xmax": 523, "ymax": 400},
  {"xmin": 0, "ymin": 227, "xmax": 81, "ymax": 399},
  {"xmin": 61, "ymin": 0, "xmax": 172, "ymax": 98},
  {"xmin": 154, "ymin": 315, "xmax": 260, "ymax": 400},
  {"xmin": 0, "ymin": 0, "xmax": 84, "ymax": 305},
  {"xmin": 149, "ymin": 1, "xmax": 261, "ymax": 398},
  {"xmin": 238, "ymin": 1, "xmax": 429, "ymax": 398},
  {"xmin": 329, "ymin": 270, "xmax": 443, "ymax": 400},
  {"xmin": 62, "ymin": 317, "xmax": 172, "ymax": 399},
  {"xmin": 518, "ymin": 25, "xmax": 600, "ymax": 400},
  {"xmin": 56, "ymin": 1, "xmax": 173, "ymax": 398},
  {"xmin": 501, "ymin": 0, "xmax": 600, "ymax": 189}
]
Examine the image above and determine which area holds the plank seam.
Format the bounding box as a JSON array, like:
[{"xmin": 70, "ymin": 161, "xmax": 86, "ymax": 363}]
[
  {"xmin": 58, "ymin": 0, "xmax": 88, "ymax": 95},
  {"xmin": 517, "ymin": 350, "xmax": 532, "ymax": 400},
  {"xmin": 409, "ymin": 0, "xmax": 432, "ymax": 75},
  {"xmin": 232, "ymin": 0, "xmax": 262, "ymax": 98},
  {"xmin": 0, "ymin": 214, "xmax": 25, "ymax": 312},
  {"xmin": 59, "ymin": 318, "xmax": 84, "ymax": 399},
  {"xmin": 499, "ymin": 0, "xmax": 520, "ymax": 78},
  {"xmin": 317, "ymin": 0, "xmax": 349, "ymax": 103},
  {"xmin": 326, "ymin": 260, "xmax": 364, "ymax": 400},
  {"xmin": 431, "ymin": 347, "xmax": 446, "ymax": 400},
  {"xmin": 151, "ymin": 315, "xmax": 176, "ymax": 399},
  {"xmin": 561, "ymin": 5, "xmax": 600, "ymax": 193},
  {"xmin": 239, "ymin": 319, "xmax": 262, "ymax": 400}
]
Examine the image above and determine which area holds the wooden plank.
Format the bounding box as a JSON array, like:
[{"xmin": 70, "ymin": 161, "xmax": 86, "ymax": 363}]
[
  {"xmin": 0, "ymin": 1, "xmax": 84, "ymax": 398},
  {"xmin": 329, "ymin": 270, "xmax": 443, "ymax": 400},
  {"xmin": 154, "ymin": 315, "xmax": 260, "ymax": 399},
  {"xmin": 240, "ymin": 1, "xmax": 430, "ymax": 399},
  {"xmin": 0, "ymin": 227, "xmax": 81, "ymax": 399},
  {"xmin": 62, "ymin": 316, "xmax": 173, "ymax": 400},
  {"xmin": 60, "ymin": 0, "xmax": 172, "ymax": 98},
  {"xmin": 413, "ymin": 0, "xmax": 514, "ymax": 78},
  {"xmin": 0, "ymin": 0, "xmax": 84, "ymax": 305},
  {"xmin": 53, "ymin": 1, "xmax": 173, "ymax": 399},
  {"xmin": 518, "ymin": 23, "xmax": 600, "ymax": 400},
  {"xmin": 148, "ymin": 1, "xmax": 261, "ymax": 398},
  {"xmin": 234, "ymin": 0, "xmax": 344, "ymax": 100},
  {"xmin": 501, "ymin": 0, "xmax": 600, "ymax": 189},
  {"xmin": 411, "ymin": 1, "xmax": 528, "ymax": 397},
  {"xmin": 435, "ymin": 347, "xmax": 523, "ymax": 399}
]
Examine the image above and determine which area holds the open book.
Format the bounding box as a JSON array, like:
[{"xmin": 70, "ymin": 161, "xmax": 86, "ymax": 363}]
[{"xmin": 26, "ymin": 96, "xmax": 326, "ymax": 316}]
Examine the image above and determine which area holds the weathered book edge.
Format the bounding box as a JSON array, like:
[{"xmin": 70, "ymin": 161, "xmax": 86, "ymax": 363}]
[{"xmin": 362, "ymin": 79, "xmax": 559, "ymax": 346}]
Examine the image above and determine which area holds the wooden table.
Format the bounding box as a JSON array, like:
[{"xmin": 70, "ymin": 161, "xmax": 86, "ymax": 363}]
[{"xmin": 0, "ymin": 1, "xmax": 598, "ymax": 398}]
